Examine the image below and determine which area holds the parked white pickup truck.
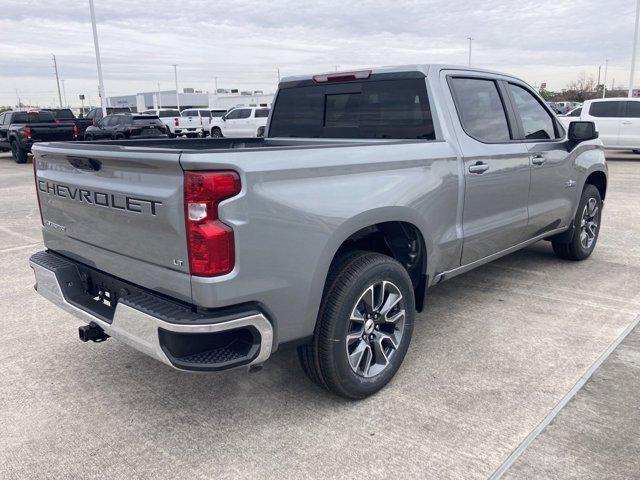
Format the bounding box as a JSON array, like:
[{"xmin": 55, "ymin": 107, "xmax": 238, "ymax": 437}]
[
  {"xmin": 141, "ymin": 109, "xmax": 181, "ymax": 136},
  {"xmin": 558, "ymin": 97, "xmax": 640, "ymax": 150},
  {"xmin": 175, "ymin": 109, "xmax": 212, "ymax": 137},
  {"xmin": 209, "ymin": 107, "xmax": 270, "ymax": 138}
]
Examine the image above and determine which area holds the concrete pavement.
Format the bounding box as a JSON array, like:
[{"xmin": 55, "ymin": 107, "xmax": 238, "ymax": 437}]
[{"xmin": 0, "ymin": 150, "xmax": 639, "ymax": 479}]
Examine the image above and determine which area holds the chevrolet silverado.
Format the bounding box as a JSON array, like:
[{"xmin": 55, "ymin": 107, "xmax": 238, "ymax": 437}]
[{"xmin": 29, "ymin": 65, "xmax": 607, "ymax": 399}]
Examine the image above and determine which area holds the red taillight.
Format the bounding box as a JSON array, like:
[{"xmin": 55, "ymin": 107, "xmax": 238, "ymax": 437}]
[
  {"xmin": 33, "ymin": 158, "xmax": 43, "ymax": 225},
  {"xmin": 313, "ymin": 69, "xmax": 372, "ymax": 83},
  {"xmin": 73, "ymin": 125, "xmax": 78, "ymax": 137},
  {"xmin": 184, "ymin": 171, "xmax": 241, "ymax": 276},
  {"xmin": 174, "ymin": 118, "xmax": 179, "ymax": 126},
  {"xmin": 25, "ymin": 126, "xmax": 32, "ymax": 139}
]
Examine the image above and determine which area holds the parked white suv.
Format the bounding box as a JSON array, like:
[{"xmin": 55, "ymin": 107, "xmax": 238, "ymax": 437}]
[
  {"xmin": 141, "ymin": 108, "xmax": 181, "ymax": 136},
  {"xmin": 209, "ymin": 107, "xmax": 270, "ymax": 138},
  {"xmin": 558, "ymin": 97, "xmax": 640, "ymax": 150}
]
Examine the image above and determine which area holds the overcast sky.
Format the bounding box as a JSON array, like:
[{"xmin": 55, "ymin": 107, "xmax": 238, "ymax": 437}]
[{"xmin": 0, "ymin": 0, "xmax": 637, "ymax": 107}]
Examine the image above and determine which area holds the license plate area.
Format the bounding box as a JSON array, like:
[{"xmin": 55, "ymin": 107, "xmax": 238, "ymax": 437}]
[{"xmin": 63, "ymin": 263, "xmax": 149, "ymax": 324}]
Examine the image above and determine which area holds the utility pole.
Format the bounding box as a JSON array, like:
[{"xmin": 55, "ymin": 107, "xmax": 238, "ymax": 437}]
[
  {"xmin": 62, "ymin": 78, "xmax": 68, "ymax": 106},
  {"xmin": 597, "ymin": 65, "xmax": 601, "ymax": 90},
  {"xmin": 89, "ymin": 0, "xmax": 107, "ymax": 117},
  {"xmin": 52, "ymin": 54, "xmax": 63, "ymax": 107},
  {"xmin": 603, "ymin": 59, "xmax": 609, "ymax": 98},
  {"xmin": 214, "ymin": 76, "xmax": 218, "ymax": 93},
  {"xmin": 15, "ymin": 89, "xmax": 21, "ymax": 109},
  {"xmin": 277, "ymin": 68, "xmax": 280, "ymax": 82},
  {"xmin": 157, "ymin": 82, "xmax": 161, "ymax": 108},
  {"xmin": 630, "ymin": 0, "xmax": 640, "ymax": 97},
  {"xmin": 173, "ymin": 64, "xmax": 180, "ymax": 110},
  {"xmin": 467, "ymin": 37, "xmax": 474, "ymax": 66}
]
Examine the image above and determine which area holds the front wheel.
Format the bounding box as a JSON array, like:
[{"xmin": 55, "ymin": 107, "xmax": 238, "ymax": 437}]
[
  {"xmin": 552, "ymin": 184, "xmax": 602, "ymax": 261},
  {"xmin": 298, "ymin": 251, "xmax": 415, "ymax": 399},
  {"xmin": 210, "ymin": 127, "xmax": 223, "ymax": 138}
]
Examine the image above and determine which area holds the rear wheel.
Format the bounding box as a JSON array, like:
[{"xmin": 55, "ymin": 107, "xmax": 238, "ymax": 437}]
[
  {"xmin": 84, "ymin": 134, "xmax": 93, "ymax": 141},
  {"xmin": 298, "ymin": 251, "xmax": 415, "ymax": 399},
  {"xmin": 552, "ymin": 184, "xmax": 602, "ymax": 261},
  {"xmin": 114, "ymin": 133, "xmax": 126, "ymax": 140},
  {"xmin": 211, "ymin": 127, "xmax": 223, "ymax": 138},
  {"xmin": 10, "ymin": 141, "xmax": 28, "ymax": 164}
]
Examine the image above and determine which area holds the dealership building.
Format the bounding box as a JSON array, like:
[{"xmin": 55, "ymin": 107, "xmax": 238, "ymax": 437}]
[{"xmin": 106, "ymin": 88, "xmax": 274, "ymax": 112}]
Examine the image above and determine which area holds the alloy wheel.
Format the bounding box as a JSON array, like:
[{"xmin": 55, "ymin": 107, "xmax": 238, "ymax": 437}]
[
  {"xmin": 345, "ymin": 280, "xmax": 406, "ymax": 378},
  {"xmin": 580, "ymin": 197, "xmax": 599, "ymax": 249}
]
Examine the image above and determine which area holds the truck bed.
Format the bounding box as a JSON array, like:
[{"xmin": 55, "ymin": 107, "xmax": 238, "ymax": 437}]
[{"xmin": 42, "ymin": 137, "xmax": 409, "ymax": 152}]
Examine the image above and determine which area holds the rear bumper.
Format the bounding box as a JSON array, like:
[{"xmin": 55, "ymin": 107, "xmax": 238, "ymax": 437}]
[
  {"xmin": 174, "ymin": 127, "xmax": 203, "ymax": 135},
  {"xmin": 29, "ymin": 250, "xmax": 273, "ymax": 371}
]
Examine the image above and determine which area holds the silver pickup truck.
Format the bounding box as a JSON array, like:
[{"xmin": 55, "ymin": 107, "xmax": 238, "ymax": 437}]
[{"xmin": 30, "ymin": 65, "xmax": 607, "ymax": 399}]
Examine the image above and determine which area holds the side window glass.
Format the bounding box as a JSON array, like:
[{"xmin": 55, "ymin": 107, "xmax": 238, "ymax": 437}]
[
  {"xmin": 450, "ymin": 77, "xmax": 511, "ymax": 142},
  {"xmin": 225, "ymin": 109, "xmax": 241, "ymax": 120},
  {"xmin": 589, "ymin": 101, "xmax": 621, "ymax": 117},
  {"xmin": 624, "ymin": 101, "xmax": 640, "ymax": 118},
  {"xmin": 508, "ymin": 83, "xmax": 556, "ymax": 140},
  {"xmin": 569, "ymin": 107, "xmax": 582, "ymax": 117},
  {"xmin": 237, "ymin": 109, "xmax": 251, "ymax": 119}
]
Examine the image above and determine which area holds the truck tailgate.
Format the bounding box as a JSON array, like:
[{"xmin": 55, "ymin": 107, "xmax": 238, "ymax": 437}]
[
  {"xmin": 31, "ymin": 123, "xmax": 75, "ymax": 142},
  {"xmin": 32, "ymin": 144, "xmax": 192, "ymax": 301}
]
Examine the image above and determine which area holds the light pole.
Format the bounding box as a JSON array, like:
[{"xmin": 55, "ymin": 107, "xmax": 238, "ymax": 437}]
[
  {"xmin": 89, "ymin": 0, "xmax": 107, "ymax": 117},
  {"xmin": 629, "ymin": 0, "xmax": 640, "ymax": 97},
  {"xmin": 173, "ymin": 64, "xmax": 180, "ymax": 110},
  {"xmin": 52, "ymin": 54, "xmax": 63, "ymax": 107},
  {"xmin": 467, "ymin": 37, "xmax": 474, "ymax": 66},
  {"xmin": 157, "ymin": 82, "xmax": 162, "ymax": 108},
  {"xmin": 603, "ymin": 59, "xmax": 609, "ymax": 98}
]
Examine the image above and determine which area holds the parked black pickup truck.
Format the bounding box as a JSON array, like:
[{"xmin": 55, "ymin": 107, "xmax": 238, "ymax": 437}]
[
  {"xmin": 0, "ymin": 110, "xmax": 77, "ymax": 163},
  {"xmin": 42, "ymin": 108, "xmax": 93, "ymax": 140}
]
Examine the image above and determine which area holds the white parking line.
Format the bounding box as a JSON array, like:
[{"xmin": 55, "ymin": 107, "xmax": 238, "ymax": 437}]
[{"xmin": 489, "ymin": 313, "xmax": 640, "ymax": 479}]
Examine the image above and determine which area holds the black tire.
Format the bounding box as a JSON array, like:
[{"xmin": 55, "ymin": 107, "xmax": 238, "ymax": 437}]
[
  {"xmin": 552, "ymin": 184, "xmax": 602, "ymax": 261},
  {"xmin": 114, "ymin": 133, "xmax": 126, "ymax": 140},
  {"xmin": 84, "ymin": 134, "xmax": 93, "ymax": 141},
  {"xmin": 10, "ymin": 141, "xmax": 28, "ymax": 164},
  {"xmin": 298, "ymin": 251, "xmax": 415, "ymax": 399},
  {"xmin": 211, "ymin": 127, "xmax": 223, "ymax": 138}
]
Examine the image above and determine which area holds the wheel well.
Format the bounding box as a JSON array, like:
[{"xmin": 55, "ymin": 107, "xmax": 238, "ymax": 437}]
[
  {"xmin": 334, "ymin": 221, "xmax": 427, "ymax": 311},
  {"xmin": 585, "ymin": 171, "xmax": 607, "ymax": 201}
]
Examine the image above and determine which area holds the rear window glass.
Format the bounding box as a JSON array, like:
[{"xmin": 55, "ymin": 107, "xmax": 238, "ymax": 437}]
[
  {"xmin": 159, "ymin": 110, "xmax": 179, "ymax": 118},
  {"xmin": 211, "ymin": 110, "xmax": 226, "ymax": 117},
  {"xmin": 269, "ymin": 78, "xmax": 434, "ymax": 139},
  {"xmin": 255, "ymin": 108, "xmax": 270, "ymax": 118},
  {"xmin": 589, "ymin": 101, "xmax": 621, "ymax": 117},
  {"xmin": 12, "ymin": 111, "xmax": 56, "ymax": 123},
  {"xmin": 51, "ymin": 109, "xmax": 75, "ymax": 120},
  {"xmin": 133, "ymin": 116, "xmax": 161, "ymax": 124}
]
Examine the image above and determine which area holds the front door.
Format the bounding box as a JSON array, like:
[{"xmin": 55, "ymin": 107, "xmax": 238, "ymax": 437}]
[
  {"xmin": 505, "ymin": 82, "xmax": 576, "ymax": 238},
  {"xmin": 447, "ymin": 75, "xmax": 531, "ymax": 265}
]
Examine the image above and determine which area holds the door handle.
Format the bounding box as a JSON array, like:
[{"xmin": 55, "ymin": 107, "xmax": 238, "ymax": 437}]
[
  {"xmin": 531, "ymin": 154, "xmax": 546, "ymax": 166},
  {"xmin": 622, "ymin": 120, "xmax": 632, "ymax": 125},
  {"xmin": 468, "ymin": 162, "xmax": 490, "ymax": 174}
]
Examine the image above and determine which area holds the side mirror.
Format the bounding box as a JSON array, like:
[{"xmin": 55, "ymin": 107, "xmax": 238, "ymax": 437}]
[
  {"xmin": 221, "ymin": 116, "xmax": 227, "ymax": 122},
  {"xmin": 568, "ymin": 121, "xmax": 598, "ymax": 143}
]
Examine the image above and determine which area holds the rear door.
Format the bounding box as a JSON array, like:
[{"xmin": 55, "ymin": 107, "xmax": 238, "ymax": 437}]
[
  {"xmin": 505, "ymin": 82, "xmax": 575, "ymax": 238},
  {"xmin": 446, "ymin": 74, "xmax": 531, "ymax": 265},
  {"xmin": 617, "ymin": 101, "xmax": 640, "ymax": 148},
  {"xmin": 0, "ymin": 113, "xmax": 8, "ymax": 148},
  {"xmin": 585, "ymin": 101, "xmax": 623, "ymax": 147},
  {"xmin": 33, "ymin": 144, "xmax": 192, "ymax": 300}
]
